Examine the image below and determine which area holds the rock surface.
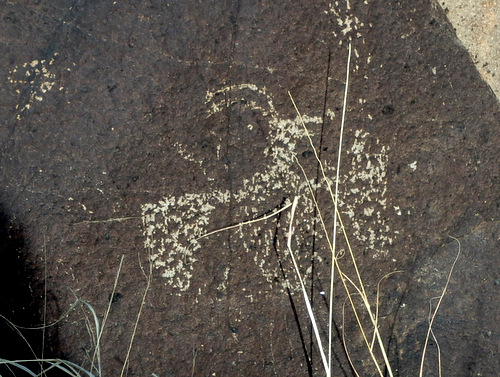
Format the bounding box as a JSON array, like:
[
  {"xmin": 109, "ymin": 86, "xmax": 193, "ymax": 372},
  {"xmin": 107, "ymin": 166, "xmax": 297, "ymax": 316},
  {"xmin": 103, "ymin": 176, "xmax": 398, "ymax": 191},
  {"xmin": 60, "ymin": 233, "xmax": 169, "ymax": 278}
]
[
  {"xmin": 1, "ymin": 1, "xmax": 499, "ymax": 376},
  {"xmin": 440, "ymin": 0, "xmax": 500, "ymax": 98}
]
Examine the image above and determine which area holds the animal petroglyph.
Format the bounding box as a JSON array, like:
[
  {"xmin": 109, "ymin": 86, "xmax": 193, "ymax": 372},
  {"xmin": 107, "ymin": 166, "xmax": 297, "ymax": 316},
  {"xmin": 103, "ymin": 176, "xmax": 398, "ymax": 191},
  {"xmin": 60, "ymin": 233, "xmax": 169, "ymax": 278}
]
[{"xmin": 141, "ymin": 83, "xmax": 394, "ymax": 292}]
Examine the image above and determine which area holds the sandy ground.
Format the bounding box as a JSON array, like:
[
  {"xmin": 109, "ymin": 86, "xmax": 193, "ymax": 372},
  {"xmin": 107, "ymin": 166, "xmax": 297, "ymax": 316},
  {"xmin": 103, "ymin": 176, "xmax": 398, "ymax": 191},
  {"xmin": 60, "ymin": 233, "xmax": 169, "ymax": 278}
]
[{"xmin": 440, "ymin": 0, "xmax": 500, "ymax": 99}]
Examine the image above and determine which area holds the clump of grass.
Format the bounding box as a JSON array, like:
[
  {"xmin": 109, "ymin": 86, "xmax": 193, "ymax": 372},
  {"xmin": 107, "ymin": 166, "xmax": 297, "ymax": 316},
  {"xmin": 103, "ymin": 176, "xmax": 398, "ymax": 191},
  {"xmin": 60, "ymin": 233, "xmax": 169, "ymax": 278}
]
[
  {"xmin": 0, "ymin": 296, "xmax": 100, "ymax": 377},
  {"xmin": 0, "ymin": 251, "xmax": 153, "ymax": 377},
  {"xmin": 286, "ymin": 42, "xmax": 395, "ymax": 377},
  {"xmin": 286, "ymin": 43, "xmax": 461, "ymax": 377}
]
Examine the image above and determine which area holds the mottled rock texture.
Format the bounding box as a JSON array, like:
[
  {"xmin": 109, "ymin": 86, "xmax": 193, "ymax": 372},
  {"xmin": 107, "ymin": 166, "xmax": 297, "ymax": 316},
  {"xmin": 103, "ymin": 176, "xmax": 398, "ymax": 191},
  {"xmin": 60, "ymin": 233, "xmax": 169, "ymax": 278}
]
[{"xmin": 1, "ymin": 1, "xmax": 499, "ymax": 376}]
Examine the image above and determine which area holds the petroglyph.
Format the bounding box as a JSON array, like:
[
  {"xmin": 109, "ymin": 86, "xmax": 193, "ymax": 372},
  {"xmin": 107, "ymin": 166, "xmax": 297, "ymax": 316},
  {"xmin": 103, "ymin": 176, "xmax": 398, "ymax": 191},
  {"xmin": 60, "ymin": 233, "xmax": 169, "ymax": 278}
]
[
  {"xmin": 7, "ymin": 54, "xmax": 61, "ymax": 120},
  {"xmin": 141, "ymin": 83, "xmax": 395, "ymax": 292},
  {"xmin": 139, "ymin": 1, "xmax": 398, "ymax": 293}
]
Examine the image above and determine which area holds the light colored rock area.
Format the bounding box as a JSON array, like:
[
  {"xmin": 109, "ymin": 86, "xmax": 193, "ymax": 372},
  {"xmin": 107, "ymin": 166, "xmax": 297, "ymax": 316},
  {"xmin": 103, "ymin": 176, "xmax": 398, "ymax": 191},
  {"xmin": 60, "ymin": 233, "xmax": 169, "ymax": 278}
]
[{"xmin": 438, "ymin": 0, "xmax": 500, "ymax": 100}]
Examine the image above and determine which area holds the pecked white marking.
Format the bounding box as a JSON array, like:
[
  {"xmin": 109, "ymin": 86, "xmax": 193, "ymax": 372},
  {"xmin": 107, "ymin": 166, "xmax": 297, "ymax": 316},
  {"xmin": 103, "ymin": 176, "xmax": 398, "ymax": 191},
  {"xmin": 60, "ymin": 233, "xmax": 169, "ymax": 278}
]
[
  {"xmin": 8, "ymin": 54, "xmax": 60, "ymax": 120},
  {"xmin": 141, "ymin": 83, "xmax": 394, "ymax": 293}
]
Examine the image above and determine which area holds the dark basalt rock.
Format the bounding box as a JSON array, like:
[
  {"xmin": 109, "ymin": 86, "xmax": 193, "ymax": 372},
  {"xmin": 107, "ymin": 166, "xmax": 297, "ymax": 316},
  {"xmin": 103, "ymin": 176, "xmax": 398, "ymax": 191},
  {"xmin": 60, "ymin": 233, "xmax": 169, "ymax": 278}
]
[{"xmin": 1, "ymin": 1, "xmax": 499, "ymax": 376}]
